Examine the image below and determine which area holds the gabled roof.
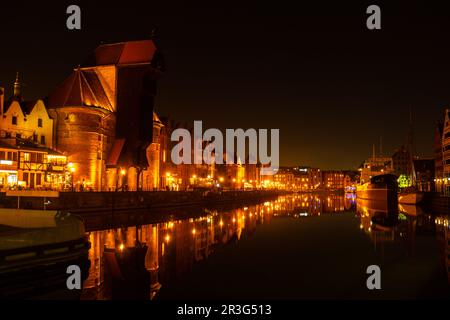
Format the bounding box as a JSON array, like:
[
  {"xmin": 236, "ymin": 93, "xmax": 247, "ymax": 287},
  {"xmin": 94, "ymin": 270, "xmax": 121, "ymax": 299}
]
[
  {"xmin": 84, "ymin": 40, "xmax": 157, "ymax": 67},
  {"xmin": 47, "ymin": 68, "xmax": 114, "ymax": 111},
  {"xmin": 2, "ymin": 97, "xmax": 42, "ymax": 116}
]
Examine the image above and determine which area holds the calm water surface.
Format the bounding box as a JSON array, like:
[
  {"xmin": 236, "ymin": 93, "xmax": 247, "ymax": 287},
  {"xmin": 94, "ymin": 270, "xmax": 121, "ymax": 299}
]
[{"xmin": 82, "ymin": 193, "xmax": 450, "ymax": 300}]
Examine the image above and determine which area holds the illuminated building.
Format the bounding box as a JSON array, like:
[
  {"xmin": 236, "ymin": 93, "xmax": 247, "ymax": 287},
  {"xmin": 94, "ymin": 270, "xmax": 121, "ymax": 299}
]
[
  {"xmin": 434, "ymin": 120, "xmax": 444, "ymax": 192},
  {"xmin": 440, "ymin": 109, "xmax": 450, "ymax": 195},
  {"xmin": 141, "ymin": 112, "xmax": 164, "ymax": 191},
  {"xmin": 272, "ymin": 168, "xmax": 295, "ymax": 190},
  {"xmin": 48, "ymin": 39, "xmax": 165, "ymax": 191},
  {"xmin": 0, "ymin": 77, "xmax": 69, "ymax": 190},
  {"xmin": 0, "ymin": 74, "xmax": 54, "ymax": 149},
  {"xmin": 321, "ymin": 170, "xmax": 345, "ymax": 190}
]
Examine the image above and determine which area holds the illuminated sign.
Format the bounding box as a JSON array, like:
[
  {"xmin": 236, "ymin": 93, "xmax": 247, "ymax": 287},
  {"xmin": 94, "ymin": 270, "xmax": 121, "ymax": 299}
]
[{"xmin": 0, "ymin": 160, "xmax": 13, "ymax": 165}]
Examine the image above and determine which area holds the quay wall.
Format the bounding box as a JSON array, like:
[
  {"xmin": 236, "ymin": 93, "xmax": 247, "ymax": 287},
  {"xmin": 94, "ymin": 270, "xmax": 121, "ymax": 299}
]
[{"xmin": 0, "ymin": 190, "xmax": 286, "ymax": 213}]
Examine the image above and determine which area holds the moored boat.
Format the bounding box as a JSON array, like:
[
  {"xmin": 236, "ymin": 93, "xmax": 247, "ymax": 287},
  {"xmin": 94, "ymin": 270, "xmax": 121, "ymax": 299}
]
[
  {"xmin": 0, "ymin": 209, "xmax": 90, "ymax": 299},
  {"xmin": 398, "ymin": 191, "xmax": 424, "ymax": 205},
  {"xmin": 356, "ymin": 174, "xmax": 399, "ymax": 206}
]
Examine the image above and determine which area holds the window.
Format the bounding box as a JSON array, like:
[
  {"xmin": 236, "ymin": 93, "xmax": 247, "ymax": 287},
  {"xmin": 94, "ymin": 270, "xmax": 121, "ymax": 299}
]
[
  {"xmin": 40, "ymin": 135, "xmax": 46, "ymax": 145},
  {"xmin": 30, "ymin": 153, "xmax": 37, "ymax": 163},
  {"xmin": 38, "ymin": 118, "xmax": 43, "ymax": 127},
  {"xmin": 36, "ymin": 153, "xmax": 43, "ymax": 163},
  {"xmin": 36, "ymin": 173, "xmax": 42, "ymax": 186},
  {"xmin": 23, "ymin": 152, "xmax": 30, "ymax": 162},
  {"xmin": 0, "ymin": 151, "xmax": 5, "ymax": 160},
  {"xmin": 12, "ymin": 116, "xmax": 17, "ymax": 125},
  {"xmin": 12, "ymin": 153, "xmax": 17, "ymax": 161},
  {"xmin": 33, "ymin": 134, "xmax": 37, "ymax": 142},
  {"xmin": 23, "ymin": 172, "xmax": 29, "ymax": 184}
]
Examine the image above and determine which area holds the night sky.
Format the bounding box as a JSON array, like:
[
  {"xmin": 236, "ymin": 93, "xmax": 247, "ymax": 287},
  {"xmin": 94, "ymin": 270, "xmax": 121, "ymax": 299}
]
[{"xmin": 1, "ymin": 1, "xmax": 450, "ymax": 169}]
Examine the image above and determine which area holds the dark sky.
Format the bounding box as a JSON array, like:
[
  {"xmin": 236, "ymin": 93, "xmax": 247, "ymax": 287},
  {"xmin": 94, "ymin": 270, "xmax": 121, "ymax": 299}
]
[{"xmin": 1, "ymin": 1, "xmax": 450, "ymax": 169}]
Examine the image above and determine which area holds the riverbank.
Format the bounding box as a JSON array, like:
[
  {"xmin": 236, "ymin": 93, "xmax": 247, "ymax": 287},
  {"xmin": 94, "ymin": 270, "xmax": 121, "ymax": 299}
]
[{"xmin": 0, "ymin": 190, "xmax": 286, "ymax": 212}]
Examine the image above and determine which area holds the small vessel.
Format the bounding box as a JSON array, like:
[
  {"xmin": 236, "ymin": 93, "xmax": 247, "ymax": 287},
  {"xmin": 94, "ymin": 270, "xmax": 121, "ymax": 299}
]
[
  {"xmin": 0, "ymin": 209, "xmax": 90, "ymax": 299},
  {"xmin": 356, "ymin": 174, "xmax": 399, "ymax": 207},
  {"xmin": 398, "ymin": 191, "xmax": 424, "ymax": 205}
]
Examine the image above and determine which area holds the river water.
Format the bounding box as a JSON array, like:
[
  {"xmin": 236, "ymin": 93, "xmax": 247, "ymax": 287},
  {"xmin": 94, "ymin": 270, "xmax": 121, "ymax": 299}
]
[{"xmin": 81, "ymin": 193, "xmax": 450, "ymax": 300}]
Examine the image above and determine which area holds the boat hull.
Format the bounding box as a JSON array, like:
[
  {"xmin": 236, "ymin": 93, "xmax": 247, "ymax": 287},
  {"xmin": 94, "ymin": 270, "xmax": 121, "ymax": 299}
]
[
  {"xmin": 356, "ymin": 174, "xmax": 398, "ymax": 208},
  {"xmin": 398, "ymin": 192, "xmax": 424, "ymax": 205}
]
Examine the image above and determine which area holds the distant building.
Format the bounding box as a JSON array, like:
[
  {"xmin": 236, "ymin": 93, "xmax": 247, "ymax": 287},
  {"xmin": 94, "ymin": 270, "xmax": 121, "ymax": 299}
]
[
  {"xmin": 414, "ymin": 158, "xmax": 435, "ymax": 192},
  {"xmin": 290, "ymin": 166, "xmax": 322, "ymax": 191},
  {"xmin": 434, "ymin": 120, "xmax": 444, "ymax": 192},
  {"xmin": 272, "ymin": 167, "xmax": 295, "ymax": 190},
  {"xmin": 440, "ymin": 109, "xmax": 450, "ymax": 194},
  {"xmin": 392, "ymin": 145, "xmax": 411, "ymax": 176},
  {"xmin": 321, "ymin": 170, "xmax": 345, "ymax": 190},
  {"xmin": 343, "ymin": 170, "xmax": 359, "ymax": 192}
]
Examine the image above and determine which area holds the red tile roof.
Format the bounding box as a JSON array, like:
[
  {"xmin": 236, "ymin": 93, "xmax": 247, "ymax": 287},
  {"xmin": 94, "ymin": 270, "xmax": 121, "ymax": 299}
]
[
  {"xmin": 93, "ymin": 40, "xmax": 157, "ymax": 66},
  {"xmin": 47, "ymin": 68, "xmax": 113, "ymax": 111}
]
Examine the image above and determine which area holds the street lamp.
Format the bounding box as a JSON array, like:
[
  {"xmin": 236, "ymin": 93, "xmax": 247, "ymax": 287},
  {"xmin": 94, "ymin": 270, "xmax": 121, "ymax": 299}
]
[
  {"xmin": 116, "ymin": 168, "xmax": 126, "ymax": 191},
  {"xmin": 70, "ymin": 167, "xmax": 75, "ymax": 191}
]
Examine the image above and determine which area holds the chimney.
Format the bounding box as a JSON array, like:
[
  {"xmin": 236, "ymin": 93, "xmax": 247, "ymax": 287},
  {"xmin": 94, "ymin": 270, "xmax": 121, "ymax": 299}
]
[{"xmin": 0, "ymin": 86, "xmax": 4, "ymax": 117}]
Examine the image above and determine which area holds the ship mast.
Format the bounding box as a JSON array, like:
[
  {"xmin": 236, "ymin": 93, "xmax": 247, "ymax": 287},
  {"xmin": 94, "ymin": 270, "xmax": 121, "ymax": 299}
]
[{"xmin": 408, "ymin": 106, "xmax": 417, "ymax": 186}]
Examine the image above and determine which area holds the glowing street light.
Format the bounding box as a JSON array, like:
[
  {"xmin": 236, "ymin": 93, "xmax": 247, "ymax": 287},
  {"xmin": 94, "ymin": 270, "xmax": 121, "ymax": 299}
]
[{"xmin": 69, "ymin": 166, "xmax": 75, "ymax": 191}]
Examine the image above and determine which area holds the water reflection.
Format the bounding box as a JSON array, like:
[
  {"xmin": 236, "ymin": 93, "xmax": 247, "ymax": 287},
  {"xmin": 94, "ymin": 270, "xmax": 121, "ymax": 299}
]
[
  {"xmin": 356, "ymin": 198, "xmax": 450, "ymax": 287},
  {"xmin": 82, "ymin": 193, "xmax": 449, "ymax": 299}
]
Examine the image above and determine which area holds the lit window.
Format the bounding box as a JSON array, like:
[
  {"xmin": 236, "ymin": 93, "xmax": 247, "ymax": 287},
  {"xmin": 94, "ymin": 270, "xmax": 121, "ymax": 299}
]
[{"xmin": 23, "ymin": 153, "xmax": 30, "ymax": 162}]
